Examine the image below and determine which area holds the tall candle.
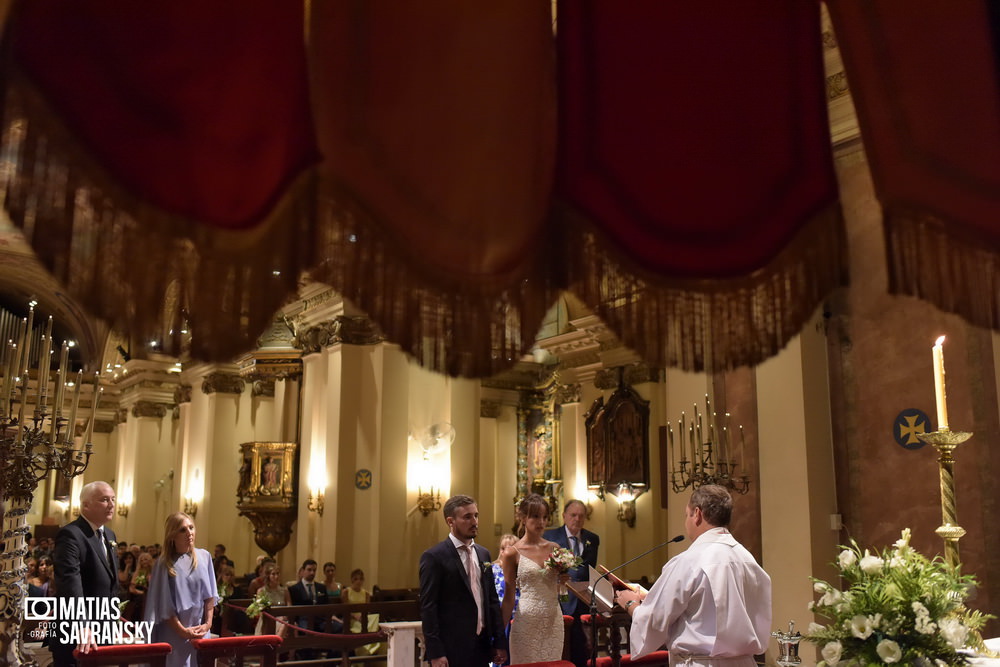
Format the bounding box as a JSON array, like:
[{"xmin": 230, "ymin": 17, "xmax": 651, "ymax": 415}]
[
  {"xmin": 51, "ymin": 342, "xmax": 69, "ymax": 440},
  {"xmin": 667, "ymin": 423, "xmax": 675, "ymax": 470},
  {"xmin": 84, "ymin": 376, "xmax": 101, "ymax": 445},
  {"xmin": 0, "ymin": 339, "xmax": 9, "ymax": 419},
  {"xmin": 37, "ymin": 317, "xmax": 53, "ymax": 411},
  {"xmin": 680, "ymin": 412, "xmax": 687, "ymax": 462},
  {"xmin": 933, "ymin": 336, "xmax": 949, "ymax": 431},
  {"xmin": 739, "ymin": 424, "xmax": 746, "ymax": 466},
  {"xmin": 65, "ymin": 370, "xmax": 82, "ymax": 445}
]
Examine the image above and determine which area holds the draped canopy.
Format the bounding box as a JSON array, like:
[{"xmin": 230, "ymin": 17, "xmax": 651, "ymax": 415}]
[{"xmin": 1, "ymin": 1, "xmax": 997, "ymax": 377}]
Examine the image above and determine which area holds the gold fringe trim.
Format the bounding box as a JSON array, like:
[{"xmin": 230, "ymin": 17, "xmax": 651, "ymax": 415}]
[
  {"xmin": 0, "ymin": 66, "xmax": 318, "ymax": 364},
  {"xmin": 559, "ymin": 202, "xmax": 849, "ymax": 373},
  {"xmin": 886, "ymin": 205, "xmax": 1000, "ymax": 330},
  {"xmin": 308, "ymin": 182, "xmax": 564, "ymax": 379}
]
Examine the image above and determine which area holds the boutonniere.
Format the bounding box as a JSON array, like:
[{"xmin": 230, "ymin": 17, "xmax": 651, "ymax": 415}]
[
  {"xmin": 585, "ymin": 540, "xmax": 592, "ymax": 548},
  {"xmin": 481, "ymin": 562, "xmax": 492, "ymax": 573},
  {"xmin": 108, "ymin": 540, "xmax": 118, "ymax": 549}
]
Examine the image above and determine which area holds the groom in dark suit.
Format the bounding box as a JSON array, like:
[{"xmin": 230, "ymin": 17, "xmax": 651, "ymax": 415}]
[
  {"xmin": 419, "ymin": 494, "xmax": 507, "ymax": 667},
  {"xmin": 544, "ymin": 499, "xmax": 600, "ymax": 667},
  {"xmin": 51, "ymin": 480, "xmax": 122, "ymax": 667}
]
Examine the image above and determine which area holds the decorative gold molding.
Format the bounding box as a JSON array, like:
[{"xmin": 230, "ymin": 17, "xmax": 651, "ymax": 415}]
[
  {"xmin": 202, "ymin": 372, "xmax": 246, "ymax": 395},
  {"xmin": 94, "ymin": 419, "xmax": 116, "ymax": 434},
  {"xmin": 827, "ymin": 71, "xmax": 849, "ymax": 100},
  {"xmin": 594, "ymin": 363, "xmax": 661, "ymax": 390},
  {"xmin": 294, "ymin": 315, "xmax": 385, "ymax": 354},
  {"xmin": 480, "ymin": 400, "xmax": 502, "ymax": 419},
  {"xmin": 555, "ymin": 383, "xmax": 582, "ymax": 405},
  {"xmin": 253, "ymin": 379, "xmax": 275, "ymax": 398},
  {"xmin": 116, "ymin": 408, "xmax": 128, "ymax": 425},
  {"xmin": 131, "ymin": 400, "xmax": 169, "ymax": 419},
  {"xmin": 174, "ymin": 384, "xmax": 192, "ymax": 404},
  {"xmin": 238, "ymin": 352, "xmax": 303, "ymax": 380}
]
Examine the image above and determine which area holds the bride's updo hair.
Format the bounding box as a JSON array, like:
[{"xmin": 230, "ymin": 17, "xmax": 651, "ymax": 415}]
[{"xmin": 516, "ymin": 493, "xmax": 550, "ymax": 523}]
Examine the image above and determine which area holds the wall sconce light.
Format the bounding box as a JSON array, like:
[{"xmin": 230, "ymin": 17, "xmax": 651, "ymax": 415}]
[
  {"xmin": 308, "ymin": 487, "xmax": 325, "ymax": 516},
  {"xmin": 415, "ymin": 486, "xmax": 442, "ymax": 516},
  {"xmin": 185, "ymin": 469, "xmax": 203, "ymax": 517},
  {"xmin": 117, "ymin": 481, "xmax": 132, "ymax": 517},
  {"xmin": 588, "ymin": 483, "xmax": 606, "ymax": 502},
  {"xmin": 613, "ymin": 482, "xmax": 646, "ymax": 528}
]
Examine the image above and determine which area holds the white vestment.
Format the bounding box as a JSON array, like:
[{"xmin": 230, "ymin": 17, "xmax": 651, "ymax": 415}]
[{"xmin": 629, "ymin": 527, "xmax": 771, "ymax": 665}]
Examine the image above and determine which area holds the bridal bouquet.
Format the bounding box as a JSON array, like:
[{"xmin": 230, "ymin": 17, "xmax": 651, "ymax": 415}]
[
  {"xmin": 805, "ymin": 528, "xmax": 992, "ymax": 666},
  {"xmin": 132, "ymin": 570, "xmax": 148, "ymax": 589},
  {"xmin": 245, "ymin": 589, "xmax": 273, "ymax": 620},
  {"xmin": 545, "ymin": 546, "xmax": 582, "ymax": 603}
]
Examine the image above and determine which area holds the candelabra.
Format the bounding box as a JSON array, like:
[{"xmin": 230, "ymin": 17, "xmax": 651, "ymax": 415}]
[
  {"xmin": 669, "ymin": 394, "xmax": 751, "ymax": 495},
  {"xmin": 0, "ymin": 308, "xmax": 99, "ymax": 667}
]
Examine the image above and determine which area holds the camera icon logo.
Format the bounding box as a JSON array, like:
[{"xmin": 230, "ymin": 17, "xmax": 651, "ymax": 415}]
[{"xmin": 23, "ymin": 597, "xmax": 56, "ymax": 621}]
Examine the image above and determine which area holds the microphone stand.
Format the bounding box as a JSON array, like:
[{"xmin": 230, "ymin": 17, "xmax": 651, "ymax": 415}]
[{"xmin": 588, "ymin": 535, "xmax": 684, "ymax": 666}]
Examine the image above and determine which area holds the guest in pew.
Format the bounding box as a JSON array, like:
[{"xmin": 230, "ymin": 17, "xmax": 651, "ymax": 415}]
[
  {"xmin": 288, "ymin": 559, "xmax": 329, "ymax": 659},
  {"xmin": 322, "ymin": 561, "xmax": 342, "ymax": 599},
  {"xmin": 127, "ymin": 552, "xmax": 154, "ymax": 622},
  {"xmin": 345, "ymin": 569, "xmax": 381, "ymax": 655},
  {"xmin": 253, "ymin": 561, "xmax": 290, "ymax": 638}
]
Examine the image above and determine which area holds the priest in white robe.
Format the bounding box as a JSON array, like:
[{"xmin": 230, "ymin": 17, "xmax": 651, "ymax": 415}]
[{"xmin": 617, "ymin": 485, "xmax": 771, "ymax": 666}]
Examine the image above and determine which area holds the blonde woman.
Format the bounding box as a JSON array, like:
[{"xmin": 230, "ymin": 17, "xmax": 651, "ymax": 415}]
[
  {"xmin": 144, "ymin": 512, "xmax": 218, "ymax": 667},
  {"xmin": 254, "ymin": 561, "xmax": 291, "ymax": 637}
]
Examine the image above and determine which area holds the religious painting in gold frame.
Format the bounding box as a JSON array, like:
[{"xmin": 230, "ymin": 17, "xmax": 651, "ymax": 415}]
[{"xmin": 585, "ymin": 381, "xmax": 650, "ymax": 490}]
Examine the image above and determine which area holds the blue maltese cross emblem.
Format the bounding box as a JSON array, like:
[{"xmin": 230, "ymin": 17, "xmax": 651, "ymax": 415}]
[{"xmin": 893, "ymin": 409, "xmax": 930, "ymax": 450}]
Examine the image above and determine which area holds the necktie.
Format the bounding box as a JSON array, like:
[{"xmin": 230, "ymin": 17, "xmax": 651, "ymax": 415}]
[
  {"xmin": 570, "ymin": 535, "xmax": 580, "ymax": 557},
  {"xmin": 97, "ymin": 528, "xmax": 110, "ymax": 564},
  {"xmin": 462, "ymin": 544, "xmax": 484, "ymax": 634},
  {"xmin": 307, "ymin": 583, "xmax": 315, "ymax": 603}
]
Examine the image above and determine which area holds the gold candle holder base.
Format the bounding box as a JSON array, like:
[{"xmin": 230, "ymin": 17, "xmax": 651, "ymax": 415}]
[{"xmin": 916, "ymin": 429, "xmax": 972, "ymax": 569}]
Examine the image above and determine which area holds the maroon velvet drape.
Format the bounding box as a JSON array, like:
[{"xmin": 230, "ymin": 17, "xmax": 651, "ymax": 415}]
[
  {"xmin": 0, "ymin": 1, "xmax": 854, "ymax": 376},
  {"xmin": 827, "ymin": 1, "xmax": 1000, "ymax": 331}
]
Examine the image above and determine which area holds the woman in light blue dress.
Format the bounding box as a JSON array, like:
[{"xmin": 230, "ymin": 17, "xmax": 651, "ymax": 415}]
[{"xmin": 145, "ymin": 512, "xmax": 218, "ymax": 667}]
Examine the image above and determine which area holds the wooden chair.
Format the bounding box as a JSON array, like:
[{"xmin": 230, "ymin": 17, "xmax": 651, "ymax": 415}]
[
  {"xmin": 73, "ymin": 643, "xmax": 172, "ymax": 667},
  {"xmin": 192, "ymin": 634, "xmax": 283, "ymax": 667}
]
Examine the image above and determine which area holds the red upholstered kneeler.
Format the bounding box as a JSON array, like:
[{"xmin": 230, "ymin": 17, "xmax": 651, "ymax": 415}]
[
  {"xmin": 589, "ymin": 650, "xmax": 671, "ymax": 666},
  {"xmin": 192, "ymin": 634, "xmax": 283, "ymax": 667},
  {"xmin": 510, "ymin": 661, "xmax": 575, "ymax": 667},
  {"xmin": 73, "ymin": 643, "xmax": 172, "ymax": 667}
]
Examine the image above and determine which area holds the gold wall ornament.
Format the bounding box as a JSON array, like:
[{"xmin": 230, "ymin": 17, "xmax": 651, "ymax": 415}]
[
  {"xmin": 202, "ymin": 372, "xmax": 246, "ymax": 395},
  {"xmin": 130, "ymin": 400, "xmax": 169, "ymax": 419},
  {"xmin": 415, "ymin": 487, "xmax": 442, "ymax": 516},
  {"xmin": 916, "ymin": 428, "xmax": 972, "ymax": 569},
  {"xmin": 174, "ymin": 383, "xmax": 193, "ymax": 404},
  {"xmin": 236, "ymin": 441, "xmax": 299, "ymax": 557},
  {"xmin": 252, "ymin": 379, "xmax": 275, "ymax": 398}
]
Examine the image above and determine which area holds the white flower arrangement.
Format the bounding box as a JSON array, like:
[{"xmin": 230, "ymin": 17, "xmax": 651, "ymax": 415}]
[{"xmin": 806, "ymin": 528, "xmax": 993, "ymax": 666}]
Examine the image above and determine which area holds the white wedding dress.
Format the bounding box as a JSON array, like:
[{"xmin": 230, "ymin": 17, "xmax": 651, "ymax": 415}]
[{"xmin": 508, "ymin": 555, "xmax": 564, "ymax": 664}]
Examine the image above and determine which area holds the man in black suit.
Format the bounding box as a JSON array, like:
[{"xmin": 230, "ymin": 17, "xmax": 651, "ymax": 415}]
[
  {"xmin": 419, "ymin": 495, "xmax": 507, "ymax": 667},
  {"xmin": 51, "ymin": 480, "xmax": 122, "ymax": 667},
  {"xmin": 288, "ymin": 559, "xmax": 330, "ymax": 658},
  {"xmin": 544, "ymin": 499, "xmax": 600, "ymax": 667}
]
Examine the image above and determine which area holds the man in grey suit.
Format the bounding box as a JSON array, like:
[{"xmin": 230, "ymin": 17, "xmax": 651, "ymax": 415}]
[
  {"xmin": 419, "ymin": 495, "xmax": 507, "ymax": 667},
  {"xmin": 544, "ymin": 499, "xmax": 600, "ymax": 667},
  {"xmin": 51, "ymin": 481, "xmax": 122, "ymax": 666}
]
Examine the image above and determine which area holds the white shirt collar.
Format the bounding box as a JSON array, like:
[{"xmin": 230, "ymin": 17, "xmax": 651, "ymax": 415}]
[
  {"xmin": 565, "ymin": 526, "xmax": 582, "ymax": 541},
  {"xmin": 448, "ymin": 533, "xmax": 475, "ymax": 549}
]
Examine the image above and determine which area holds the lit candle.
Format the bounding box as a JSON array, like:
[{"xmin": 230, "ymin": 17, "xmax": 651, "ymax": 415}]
[
  {"xmin": 739, "ymin": 424, "xmax": 746, "ymax": 465},
  {"xmin": 933, "ymin": 336, "xmax": 949, "ymax": 431}
]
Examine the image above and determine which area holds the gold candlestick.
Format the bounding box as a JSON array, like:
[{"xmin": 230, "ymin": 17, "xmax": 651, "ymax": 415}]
[{"xmin": 916, "ymin": 428, "xmax": 972, "ymax": 569}]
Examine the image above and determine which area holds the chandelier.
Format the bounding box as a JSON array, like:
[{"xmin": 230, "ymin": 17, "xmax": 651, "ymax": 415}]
[
  {"xmin": 669, "ymin": 394, "xmax": 750, "ymax": 495},
  {"xmin": 0, "ymin": 307, "xmax": 100, "ymax": 666}
]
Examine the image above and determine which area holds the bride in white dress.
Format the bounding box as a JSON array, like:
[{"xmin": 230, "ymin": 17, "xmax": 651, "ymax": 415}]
[{"xmin": 501, "ymin": 493, "xmax": 568, "ymax": 664}]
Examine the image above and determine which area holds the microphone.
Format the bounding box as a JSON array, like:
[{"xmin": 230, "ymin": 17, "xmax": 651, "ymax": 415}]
[
  {"xmin": 590, "ymin": 534, "xmax": 684, "ymax": 600},
  {"xmin": 588, "ymin": 535, "xmax": 684, "ymax": 665}
]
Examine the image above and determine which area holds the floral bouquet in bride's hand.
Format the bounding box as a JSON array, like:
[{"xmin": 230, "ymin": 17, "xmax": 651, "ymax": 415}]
[
  {"xmin": 545, "ymin": 546, "xmax": 582, "ymax": 603},
  {"xmin": 805, "ymin": 528, "xmax": 993, "ymax": 666}
]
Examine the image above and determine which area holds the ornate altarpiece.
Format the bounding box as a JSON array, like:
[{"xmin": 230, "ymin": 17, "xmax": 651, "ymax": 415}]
[
  {"xmin": 585, "ymin": 376, "xmax": 650, "ymax": 493},
  {"xmin": 236, "ymin": 441, "xmax": 298, "ymax": 557}
]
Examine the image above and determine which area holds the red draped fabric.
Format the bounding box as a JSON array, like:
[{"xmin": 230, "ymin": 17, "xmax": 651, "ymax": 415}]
[
  {"xmin": 827, "ymin": 1, "xmax": 1000, "ymax": 331},
  {"xmin": 0, "ymin": 1, "xmax": 853, "ymax": 376},
  {"xmin": 556, "ymin": 0, "xmax": 843, "ymax": 371}
]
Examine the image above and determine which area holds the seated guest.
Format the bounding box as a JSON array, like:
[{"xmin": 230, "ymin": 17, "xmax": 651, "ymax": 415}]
[
  {"xmin": 27, "ymin": 555, "xmax": 54, "ymax": 597},
  {"xmin": 288, "ymin": 559, "xmax": 329, "ymax": 658},
  {"xmin": 213, "ymin": 544, "xmax": 234, "ymax": 573},
  {"xmin": 345, "ymin": 569, "xmax": 380, "ymax": 655},
  {"xmin": 118, "ymin": 551, "xmax": 136, "ymax": 589},
  {"xmin": 128, "ymin": 552, "xmax": 154, "ymax": 622},
  {"xmin": 322, "ymin": 561, "xmax": 342, "ymax": 599},
  {"xmin": 254, "ymin": 562, "xmax": 290, "ymax": 638},
  {"xmin": 212, "ymin": 564, "xmax": 245, "ymax": 636},
  {"xmin": 248, "ymin": 557, "xmax": 275, "ymax": 596}
]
